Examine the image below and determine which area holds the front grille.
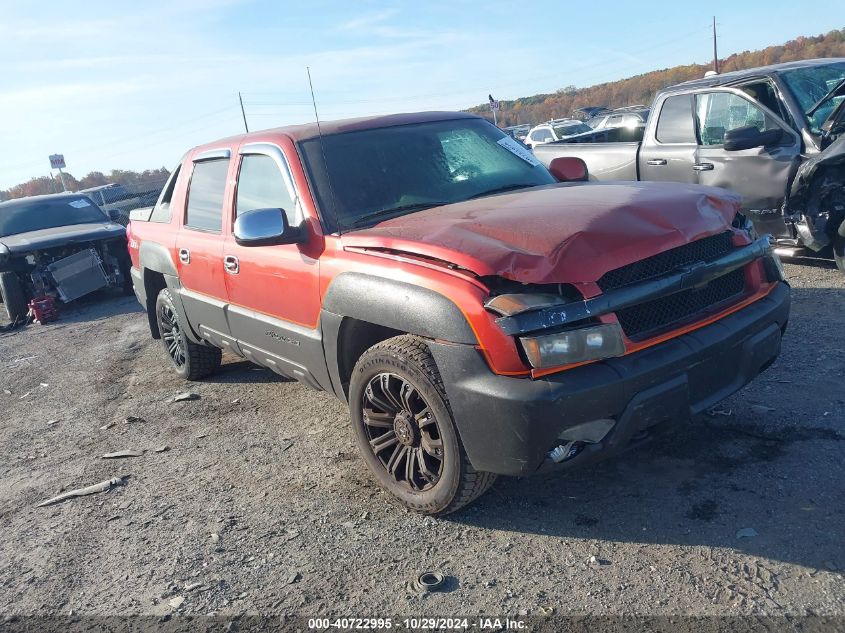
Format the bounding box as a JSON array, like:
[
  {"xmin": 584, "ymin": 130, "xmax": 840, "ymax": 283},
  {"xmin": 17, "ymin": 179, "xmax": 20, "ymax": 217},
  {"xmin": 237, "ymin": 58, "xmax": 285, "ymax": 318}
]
[
  {"xmin": 597, "ymin": 232, "xmax": 746, "ymax": 340},
  {"xmin": 598, "ymin": 231, "xmax": 734, "ymax": 291}
]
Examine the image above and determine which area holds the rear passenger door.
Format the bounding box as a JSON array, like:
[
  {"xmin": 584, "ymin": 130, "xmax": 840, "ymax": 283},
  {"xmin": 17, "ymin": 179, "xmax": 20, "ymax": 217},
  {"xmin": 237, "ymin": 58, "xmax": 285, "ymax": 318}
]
[
  {"xmin": 175, "ymin": 149, "xmax": 234, "ymax": 345},
  {"xmin": 638, "ymin": 94, "xmax": 699, "ymax": 183}
]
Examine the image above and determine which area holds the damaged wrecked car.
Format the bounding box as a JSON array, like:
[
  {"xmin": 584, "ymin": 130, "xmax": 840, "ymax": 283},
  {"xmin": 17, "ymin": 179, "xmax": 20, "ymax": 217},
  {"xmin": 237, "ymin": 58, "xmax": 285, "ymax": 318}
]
[{"xmin": 0, "ymin": 193, "xmax": 133, "ymax": 322}]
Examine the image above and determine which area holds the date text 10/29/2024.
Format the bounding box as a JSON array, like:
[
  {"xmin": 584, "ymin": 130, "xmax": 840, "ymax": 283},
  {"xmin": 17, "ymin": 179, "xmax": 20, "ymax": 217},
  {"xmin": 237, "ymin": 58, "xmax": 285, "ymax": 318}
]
[{"xmin": 307, "ymin": 617, "xmax": 528, "ymax": 630}]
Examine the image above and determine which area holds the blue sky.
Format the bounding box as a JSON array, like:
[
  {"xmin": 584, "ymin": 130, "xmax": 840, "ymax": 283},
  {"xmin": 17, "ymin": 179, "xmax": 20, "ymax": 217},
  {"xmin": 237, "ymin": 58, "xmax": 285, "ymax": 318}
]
[{"xmin": 0, "ymin": 0, "xmax": 841, "ymax": 189}]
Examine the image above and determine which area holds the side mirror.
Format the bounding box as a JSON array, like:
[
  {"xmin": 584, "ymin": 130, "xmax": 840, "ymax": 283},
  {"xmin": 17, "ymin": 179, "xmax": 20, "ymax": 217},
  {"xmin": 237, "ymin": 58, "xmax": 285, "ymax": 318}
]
[
  {"xmin": 724, "ymin": 125, "xmax": 783, "ymax": 151},
  {"xmin": 233, "ymin": 208, "xmax": 307, "ymax": 247},
  {"xmin": 548, "ymin": 156, "xmax": 588, "ymax": 182}
]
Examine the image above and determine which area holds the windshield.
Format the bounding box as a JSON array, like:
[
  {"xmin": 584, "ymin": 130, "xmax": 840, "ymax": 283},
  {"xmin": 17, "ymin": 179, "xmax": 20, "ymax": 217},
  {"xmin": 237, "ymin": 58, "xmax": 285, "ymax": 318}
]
[
  {"xmin": 299, "ymin": 118, "xmax": 555, "ymax": 232},
  {"xmin": 553, "ymin": 123, "xmax": 592, "ymax": 137},
  {"xmin": 0, "ymin": 196, "xmax": 106, "ymax": 237},
  {"xmin": 779, "ymin": 62, "xmax": 845, "ymax": 135}
]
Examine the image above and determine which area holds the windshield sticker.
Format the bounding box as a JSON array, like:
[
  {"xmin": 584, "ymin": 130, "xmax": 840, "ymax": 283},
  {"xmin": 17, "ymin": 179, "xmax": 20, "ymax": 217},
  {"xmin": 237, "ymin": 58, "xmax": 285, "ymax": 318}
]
[
  {"xmin": 497, "ymin": 136, "xmax": 542, "ymax": 167},
  {"xmin": 68, "ymin": 199, "xmax": 91, "ymax": 208}
]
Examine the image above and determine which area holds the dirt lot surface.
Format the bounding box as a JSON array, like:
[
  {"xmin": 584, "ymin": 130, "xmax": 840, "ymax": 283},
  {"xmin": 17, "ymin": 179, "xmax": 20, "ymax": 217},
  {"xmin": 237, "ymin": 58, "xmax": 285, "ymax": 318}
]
[{"xmin": 1, "ymin": 262, "xmax": 843, "ymax": 623}]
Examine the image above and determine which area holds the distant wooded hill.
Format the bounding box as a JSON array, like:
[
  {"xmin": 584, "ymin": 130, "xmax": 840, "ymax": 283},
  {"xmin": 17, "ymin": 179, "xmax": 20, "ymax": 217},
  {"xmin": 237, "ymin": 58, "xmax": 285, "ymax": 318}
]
[{"xmin": 470, "ymin": 28, "xmax": 845, "ymax": 126}]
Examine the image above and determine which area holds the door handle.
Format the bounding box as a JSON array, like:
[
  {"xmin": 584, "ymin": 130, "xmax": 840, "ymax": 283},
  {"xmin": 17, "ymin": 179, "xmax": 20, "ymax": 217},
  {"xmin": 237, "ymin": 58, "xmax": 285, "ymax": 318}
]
[
  {"xmin": 178, "ymin": 248, "xmax": 190, "ymax": 264},
  {"xmin": 693, "ymin": 162, "xmax": 715, "ymax": 171},
  {"xmin": 646, "ymin": 159, "xmax": 667, "ymax": 166},
  {"xmin": 224, "ymin": 255, "xmax": 239, "ymax": 275}
]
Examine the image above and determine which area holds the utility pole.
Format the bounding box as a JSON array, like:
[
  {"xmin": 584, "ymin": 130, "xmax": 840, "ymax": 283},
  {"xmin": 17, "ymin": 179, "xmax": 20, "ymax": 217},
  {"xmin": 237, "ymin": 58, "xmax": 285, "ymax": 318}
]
[
  {"xmin": 712, "ymin": 16, "xmax": 719, "ymax": 74},
  {"xmin": 238, "ymin": 91, "xmax": 249, "ymax": 133}
]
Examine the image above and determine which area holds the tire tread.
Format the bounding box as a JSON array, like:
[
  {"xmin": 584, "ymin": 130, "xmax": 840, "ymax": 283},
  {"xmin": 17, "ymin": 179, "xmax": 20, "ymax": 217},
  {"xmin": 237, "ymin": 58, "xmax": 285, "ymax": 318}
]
[
  {"xmin": 157, "ymin": 289, "xmax": 221, "ymax": 380},
  {"xmin": 0, "ymin": 272, "xmax": 29, "ymax": 322},
  {"xmin": 361, "ymin": 335, "xmax": 496, "ymax": 515}
]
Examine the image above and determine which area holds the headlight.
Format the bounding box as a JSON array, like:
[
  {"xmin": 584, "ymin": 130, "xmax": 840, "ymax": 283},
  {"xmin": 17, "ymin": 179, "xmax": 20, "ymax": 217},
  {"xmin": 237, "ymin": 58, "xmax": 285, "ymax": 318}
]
[{"xmin": 520, "ymin": 323, "xmax": 625, "ymax": 369}]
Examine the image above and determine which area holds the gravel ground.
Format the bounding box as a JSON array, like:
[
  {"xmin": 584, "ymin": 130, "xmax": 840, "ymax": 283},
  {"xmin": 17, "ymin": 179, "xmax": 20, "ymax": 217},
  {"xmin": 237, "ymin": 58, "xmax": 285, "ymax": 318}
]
[{"xmin": 0, "ymin": 262, "xmax": 843, "ymax": 623}]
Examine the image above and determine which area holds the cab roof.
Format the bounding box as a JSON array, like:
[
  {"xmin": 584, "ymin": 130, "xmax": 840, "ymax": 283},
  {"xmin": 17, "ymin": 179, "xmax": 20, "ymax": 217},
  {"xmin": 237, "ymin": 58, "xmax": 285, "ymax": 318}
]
[
  {"xmin": 659, "ymin": 58, "xmax": 845, "ymax": 95},
  {"xmin": 191, "ymin": 111, "xmax": 480, "ymax": 154},
  {"xmin": 0, "ymin": 192, "xmax": 95, "ymax": 208}
]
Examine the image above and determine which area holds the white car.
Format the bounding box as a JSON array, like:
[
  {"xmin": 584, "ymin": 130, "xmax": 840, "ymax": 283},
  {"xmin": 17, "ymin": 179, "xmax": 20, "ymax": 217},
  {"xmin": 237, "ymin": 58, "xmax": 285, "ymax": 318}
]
[
  {"xmin": 525, "ymin": 119, "xmax": 593, "ymax": 148},
  {"xmin": 587, "ymin": 106, "xmax": 650, "ymax": 131}
]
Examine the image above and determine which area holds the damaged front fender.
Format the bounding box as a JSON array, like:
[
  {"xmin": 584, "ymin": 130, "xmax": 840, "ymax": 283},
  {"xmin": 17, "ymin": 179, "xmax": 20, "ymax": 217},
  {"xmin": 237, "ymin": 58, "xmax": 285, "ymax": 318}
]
[{"xmin": 786, "ymin": 135, "xmax": 845, "ymax": 252}]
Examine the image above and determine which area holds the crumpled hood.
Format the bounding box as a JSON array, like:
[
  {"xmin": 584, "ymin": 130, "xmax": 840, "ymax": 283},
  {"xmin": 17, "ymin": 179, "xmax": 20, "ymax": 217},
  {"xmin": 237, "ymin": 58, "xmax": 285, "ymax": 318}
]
[
  {"xmin": 341, "ymin": 181, "xmax": 740, "ymax": 285},
  {"xmin": 0, "ymin": 222, "xmax": 126, "ymax": 254}
]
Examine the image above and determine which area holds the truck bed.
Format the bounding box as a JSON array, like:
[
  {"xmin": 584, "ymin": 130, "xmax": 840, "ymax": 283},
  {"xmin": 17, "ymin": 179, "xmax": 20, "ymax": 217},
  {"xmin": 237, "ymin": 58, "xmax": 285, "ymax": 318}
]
[{"xmin": 533, "ymin": 141, "xmax": 640, "ymax": 181}]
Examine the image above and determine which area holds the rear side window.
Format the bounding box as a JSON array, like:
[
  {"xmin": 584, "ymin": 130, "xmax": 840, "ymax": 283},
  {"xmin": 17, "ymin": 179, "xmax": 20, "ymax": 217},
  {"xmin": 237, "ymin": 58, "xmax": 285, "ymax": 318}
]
[
  {"xmin": 150, "ymin": 165, "xmax": 180, "ymax": 223},
  {"xmin": 236, "ymin": 154, "xmax": 298, "ymax": 223},
  {"xmin": 655, "ymin": 95, "xmax": 696, "ymax": 143},
  {"xmin": 185, "ymin": 159, "xmax": 229, "ymax": 231}
]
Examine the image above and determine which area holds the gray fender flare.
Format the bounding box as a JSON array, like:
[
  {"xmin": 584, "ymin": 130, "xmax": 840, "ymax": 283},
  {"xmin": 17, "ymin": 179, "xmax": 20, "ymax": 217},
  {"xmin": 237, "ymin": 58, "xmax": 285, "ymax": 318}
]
[
  {"xmin": 322, "ymin": 272, "xmax": 477, "ymax": 344},
  {"xmin": 320, "ymin": 272, "xmax": 478, "ymax": 400}
]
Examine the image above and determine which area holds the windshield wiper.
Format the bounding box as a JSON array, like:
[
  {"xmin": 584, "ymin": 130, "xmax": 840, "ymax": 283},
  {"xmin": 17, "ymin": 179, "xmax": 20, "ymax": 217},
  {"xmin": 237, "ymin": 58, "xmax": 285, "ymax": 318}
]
[
  {"xmin": 806, "ymin": 77, "xmax": 845, "ymax": 117},
  {"xmin": 467, "ymin": 183, "xmax": 537, "ymax": 200},
  {"xmin": 346, "ymin": 202, "xmax": 449, "ymax": 229}
]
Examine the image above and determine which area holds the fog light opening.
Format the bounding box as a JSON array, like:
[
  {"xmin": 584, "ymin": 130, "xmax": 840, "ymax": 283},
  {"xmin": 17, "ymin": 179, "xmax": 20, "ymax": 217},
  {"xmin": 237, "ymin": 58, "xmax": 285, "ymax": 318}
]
[{"xmin": 548, "ymin": 441, "xmax": 586, "ymax": 463}]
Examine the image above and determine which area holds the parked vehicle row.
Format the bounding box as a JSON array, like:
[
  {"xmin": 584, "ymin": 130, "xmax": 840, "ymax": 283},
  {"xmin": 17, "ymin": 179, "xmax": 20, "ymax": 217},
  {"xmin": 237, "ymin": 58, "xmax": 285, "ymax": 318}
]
[
  {"xmin": 127, "ymin": 111, "xmax": 789, "ymax": 515},
  {"xmin": 534, "ymin": 58, "xmax": 845, "ymax": 273},
  {"xmin": 524, "ymin": 119, "xmax": 593, "ymax": 148}
]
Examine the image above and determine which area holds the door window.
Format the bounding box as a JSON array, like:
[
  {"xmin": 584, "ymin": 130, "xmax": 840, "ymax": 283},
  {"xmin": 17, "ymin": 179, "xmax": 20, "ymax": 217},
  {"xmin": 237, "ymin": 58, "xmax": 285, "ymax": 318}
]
[
  {"xmin": 739, "ymin": 81, "xmax": 793, "ymax": 127},
  {"xmin": 655, "ymin": 95, "xmax": 696, "ymax": 143},
  {"xmin": 695, "ymin": 92, "xmax": 780, "ymax": 146},
  {"xmin": 185, "ymin": 159, "xmax": 229, "ymax": 231},
  {"xmin": 236, "ymin": 154, "xmax": 299, "ymax": 224}
]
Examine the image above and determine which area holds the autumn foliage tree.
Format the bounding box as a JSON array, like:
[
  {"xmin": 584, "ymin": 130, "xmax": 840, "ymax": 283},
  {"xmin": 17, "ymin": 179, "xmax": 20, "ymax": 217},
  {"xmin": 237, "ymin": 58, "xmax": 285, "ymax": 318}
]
[
  {"xmin": 1, "ymin": 168, "xmax": 170, "ymax": 201},
  {"xmin": 471, "ymin": 28, "xmax": 845, "ymax": 126}
]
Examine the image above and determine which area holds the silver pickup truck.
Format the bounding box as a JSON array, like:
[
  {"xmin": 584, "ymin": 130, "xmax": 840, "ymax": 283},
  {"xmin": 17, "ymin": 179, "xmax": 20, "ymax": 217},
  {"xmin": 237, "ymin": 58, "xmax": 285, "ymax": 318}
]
[{"xmin": 534, "ymin": 58, "xmax": 845, "ymax": 274}]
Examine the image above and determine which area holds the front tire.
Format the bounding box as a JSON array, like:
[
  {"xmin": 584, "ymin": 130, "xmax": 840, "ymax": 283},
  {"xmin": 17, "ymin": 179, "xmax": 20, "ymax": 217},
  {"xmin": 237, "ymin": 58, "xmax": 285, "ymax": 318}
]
[
  {"xmin": 0, "ymin": 272, "xmax": 29, "ymax": 322},
  {"xmin": 349, "ymin": 335, "xmax": 496, "ymax": 515},
  {"xmin": 155, "ymin": 288, "xmax": 221, "ymax": 380}
]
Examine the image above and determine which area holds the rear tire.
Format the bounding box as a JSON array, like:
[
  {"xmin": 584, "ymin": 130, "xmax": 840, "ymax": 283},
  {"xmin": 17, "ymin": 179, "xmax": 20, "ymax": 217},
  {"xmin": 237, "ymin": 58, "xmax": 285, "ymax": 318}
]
[
  {"xmin": 118, "ymin": 254, "xmax": 134, "ymax": 296},
  {"xmin": 349, "ymin": 335, "xmax": 496, "ymax": 515},
  {"xmin": 834, "ymin": 236, "xmax": 845, "ymax": 275},
  {"xmin": 0, "ymin": 272, "xmax": 28, "ymax": 322},
  {"xmin": 155, "ymin": 288, "xmax": 221, "ymax": 380}
]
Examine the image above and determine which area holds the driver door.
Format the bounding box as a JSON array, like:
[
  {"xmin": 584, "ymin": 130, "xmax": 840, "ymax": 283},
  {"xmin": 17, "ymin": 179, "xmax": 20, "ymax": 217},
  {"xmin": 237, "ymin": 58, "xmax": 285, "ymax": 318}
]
[
  {"xmin": 692, "ymin": 87, "xmax": 801, "ymax": 238},
  {"xmin": 222, "ymin": 142, "xmax": 321, "ymax": 376}
]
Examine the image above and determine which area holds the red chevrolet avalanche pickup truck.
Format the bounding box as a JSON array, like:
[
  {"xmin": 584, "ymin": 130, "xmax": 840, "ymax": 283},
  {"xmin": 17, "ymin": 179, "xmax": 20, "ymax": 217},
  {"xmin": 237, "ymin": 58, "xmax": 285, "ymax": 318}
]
[{"xmin": 127, "ymin": 111, "xmax": 789, "ymax": 515}]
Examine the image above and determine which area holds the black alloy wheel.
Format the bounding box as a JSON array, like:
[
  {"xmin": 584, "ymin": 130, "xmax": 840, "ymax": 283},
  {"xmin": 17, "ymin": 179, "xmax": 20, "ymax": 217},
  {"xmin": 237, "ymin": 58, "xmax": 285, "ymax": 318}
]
[
  {"xmin": 349, "ymin": 335, "xmax": 496, "ymax": 515},
  {"xmin": 154, "ymin": 289, "xmax": 221, "ymax": 380},
  {"xmin": 158, "ymin": 302, "xmax": 186, "ymax": 368},
  {"xmin": 362, "ymin": 372, "xmax": 444, "ymax": 491}
]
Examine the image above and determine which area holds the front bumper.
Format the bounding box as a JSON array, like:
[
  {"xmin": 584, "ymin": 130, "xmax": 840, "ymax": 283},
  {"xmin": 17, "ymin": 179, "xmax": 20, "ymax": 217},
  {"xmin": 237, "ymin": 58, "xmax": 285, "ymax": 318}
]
[{"xmin": 428, "ymin": 282, "xmax": 790, "ymax": 476}]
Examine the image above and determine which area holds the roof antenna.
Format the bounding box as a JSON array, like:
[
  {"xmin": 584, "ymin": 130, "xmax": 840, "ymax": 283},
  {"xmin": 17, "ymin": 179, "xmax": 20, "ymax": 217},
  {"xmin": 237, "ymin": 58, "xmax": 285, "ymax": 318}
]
[{"xmin": 306, "ymin": 67, "xmax": 342, "ymax": 232}]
